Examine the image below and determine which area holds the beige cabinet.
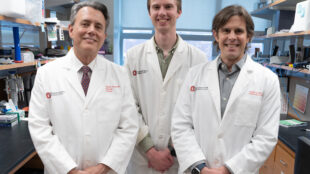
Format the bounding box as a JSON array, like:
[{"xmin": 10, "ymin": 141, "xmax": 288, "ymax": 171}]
[{"xmin": 260, "ymin": 141, "xmax": 295, "ymax": 174}]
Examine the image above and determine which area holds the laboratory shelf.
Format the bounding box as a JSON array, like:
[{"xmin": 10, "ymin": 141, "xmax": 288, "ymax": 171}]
[
  {"xmin": 0, "ymin": 15, "xmax": 40, "ymax": 26},
  {"xmin": 266, "ymin": 64, "xmax": 310, "ymax": 79},
  {"xmin": 257, "ymin": 30, "xmax": 310, "ymax": 38},
  {"xmin": 0, "ymin": 60, "xmax": 53, "ymax": 78},
  {"xmin": 251, "ymin": 0, "xmax": 302, "ymax": 20},
  {"xmin": 0, "ymin": 15, "xmax": 68, "ymax": 31}
]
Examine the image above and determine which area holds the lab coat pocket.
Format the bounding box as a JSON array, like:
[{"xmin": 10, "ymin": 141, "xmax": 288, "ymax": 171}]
[
  {"xmin": 96, "ymin": 91, "xmax": 122, "ymax": 124},
  {"xmin": 233, "ymin": 95, "xmax": 262, "ymax": 127}
]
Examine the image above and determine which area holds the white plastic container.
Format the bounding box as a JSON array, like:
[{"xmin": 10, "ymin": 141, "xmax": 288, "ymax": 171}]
[
  {"xmin": 25, "ymin": 0, "xmax": 43, "ymax": 24},
  {"xmin": 0, "ymin": 0, "xmax": 26, "ymax": 18},
  {"xmin": 290, "ymin": 0, "xmax": 310, "ymax": 32}
]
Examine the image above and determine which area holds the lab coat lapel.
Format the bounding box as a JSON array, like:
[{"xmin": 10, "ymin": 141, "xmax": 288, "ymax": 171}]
[
  {"xmin": 163, "ymin": 38, "xmax": 185, "ymax": 86},
  {"xmin": 61, "ymin": 53, "xmax": 85, "ymax": 100},
  {"xmin": 146, "ymin": 38, "xmax": 163, "ymax": 82},
  {"xmin": 84, "ymin": 57, "xmax": 105, "ymax": 104},
  {"xmin": 223, "ymin": 55, "xmax": 252, "ymax": 118},
  {"xmin": 208, "ymin": 57, "xmax": 222, "ymax": 123}
]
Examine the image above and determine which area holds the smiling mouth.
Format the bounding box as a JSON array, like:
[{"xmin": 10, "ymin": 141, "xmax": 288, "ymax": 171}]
[
  {"xmin": 224, "ymin": 44, "xmax": 240, "ymax": 47},
  {"xmin": 84, "ymin": 38, "xmax": 97, "ymax": 42},
  {"xmin": 157, "ymin": 18, "xmax": 169, "ymax": 23}
]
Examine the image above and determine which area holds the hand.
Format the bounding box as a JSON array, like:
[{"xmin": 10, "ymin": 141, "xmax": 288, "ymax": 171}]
[
  {"xmin": 84, "ymin": 163, "xmax": 110, "ymax": 174},
  {"xmin": 201, "ymin": 166, "xmax": 231, "ymax": 174},
  {"xmin": 146, "ymin": 147, "xmax": 174, "ymax": 172},
  {"xmin": 67, "ymin": 168, "xmax": 88, "ymax": 174}
]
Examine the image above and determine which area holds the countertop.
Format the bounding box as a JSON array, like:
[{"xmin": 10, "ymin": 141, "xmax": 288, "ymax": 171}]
[
  {"xmin": 0, "ymin": 121, "xmax": 35, "ymax": 174},
  {"xmin": 278, "ymin": 121, "xmax": 310, "ymax": 152}
]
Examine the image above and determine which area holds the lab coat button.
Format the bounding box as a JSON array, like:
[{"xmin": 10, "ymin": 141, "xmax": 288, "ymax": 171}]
[{"xmin": 217, "ymin": 133, "xmax": 223, "ymax": 138}]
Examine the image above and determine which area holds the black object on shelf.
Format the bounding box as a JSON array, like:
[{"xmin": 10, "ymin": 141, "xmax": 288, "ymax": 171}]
[
  {"xmin": 272, "ymin": 45, "xmax": 279, "ymax": 56},
  {"xmin": 45, "ymin": 48, "xmax": 67, "ymax": 57},
  {"xmin": 294, "ymin": 136, "xmax": 310, "ymax": 174},
  {"xmin": 289, "ymin": 44, "xmax": 296, "ymax": 64}
]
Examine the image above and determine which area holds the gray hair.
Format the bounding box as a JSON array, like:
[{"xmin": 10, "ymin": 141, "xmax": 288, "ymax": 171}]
[{"xmin": 70, "ymin": 1, "xmax": 110, "ymax": 32}]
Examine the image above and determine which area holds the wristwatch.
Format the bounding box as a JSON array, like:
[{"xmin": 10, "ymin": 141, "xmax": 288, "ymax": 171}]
[
  {"xmin": 168, "ymin": 145, "xmax": 176, "ymax": 157},
  {"xmin": 191, "ymin": 163, "xmax": 206, "ymax": 174}
]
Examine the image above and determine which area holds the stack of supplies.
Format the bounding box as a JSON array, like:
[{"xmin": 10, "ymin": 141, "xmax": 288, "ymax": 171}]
[{"xmin": 0, "ymin": 114, "xmax": 18, "ymax": 127}]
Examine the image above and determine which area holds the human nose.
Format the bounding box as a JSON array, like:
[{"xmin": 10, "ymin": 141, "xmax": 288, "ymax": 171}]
[
  {"xmin": 158, "ymin": 6, "xmax": 166, "ymax": 16},
  {"xmin": 228, "ymin": 31, "xmax": 236, "ymax": 40},
  {"xmin": 87, "ymin": 24, "xmax": 96, "ymax": 34}
]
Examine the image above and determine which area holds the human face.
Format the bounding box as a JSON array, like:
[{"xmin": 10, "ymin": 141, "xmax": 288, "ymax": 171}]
[
  {"xmin": 213, "ymin": 15, "xmax": 250, "ymax": 64},
  {"xmin": 69, "ymin": 7, "xmax": 106, "ymax": 58},
  {"xmin": 149, "ymin": 0, "xmax": 181, "ymax": 34}
]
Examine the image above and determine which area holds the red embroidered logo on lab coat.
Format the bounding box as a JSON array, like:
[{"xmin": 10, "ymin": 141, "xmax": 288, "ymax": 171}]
[
  {"xmin": 46, "ymin": 92, "xmax": 51, "ymax": 99},
  {"xmin": 190, "ymin": 86, "xmax": 196, "ymax": 92},
  {"xmin": 190, "ymin": 86, "xmax": 208, "ymax": 92},
  {"xmin": 106, "ymin": 86, "xmax": 120, "ymax": 92},
  {"xmin": 132, "ymin": 70, "xmax": 148, "ymax": 76},
  {"xmin": 133, "ymin": 70, "xmax": 137, "ymax": 76},
  {"xmin": 46, "ymin": 91, "xmax": 64, "ymax": 98},
  {"xmin": 248, "ymin": 91, "xmax": 263, "ymax": 96}
]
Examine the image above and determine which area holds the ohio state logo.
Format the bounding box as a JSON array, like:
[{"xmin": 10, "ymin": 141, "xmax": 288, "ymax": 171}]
[
  {"xmin": 190, "ymin": 86, "xmax": 196, "ymax": 92},
  {"xmin": 46, "ymin": 92, "xmax": 51, "ymax": 99}
]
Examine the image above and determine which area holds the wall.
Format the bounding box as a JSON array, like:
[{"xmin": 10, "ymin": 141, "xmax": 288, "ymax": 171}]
[{"xmin": 221, "ymin": 0, "xmax": 271, "ymax": 31}]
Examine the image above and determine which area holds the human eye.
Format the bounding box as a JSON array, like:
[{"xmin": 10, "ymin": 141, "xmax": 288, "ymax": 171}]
[
  {"xmin": 165, "ymin": 4, "xmax": 172, "ymax": 9},
  {"xmin": 80, "ymin": 22, "xmax": 89, "ymax": 27},
  {"xmin": 222, "ymin": 28, "xmax": 230, "ymax": 33},
  {"xmin": 152, "ymin": 5, "xmax": 160, "ymax": 10},
  {"xmin": 235, "ymin": 28, "xmax": 244, "ymax": 34},
  {"xmin": 95, "ymin": 24, "xmax": 103, "ymax": 30}
]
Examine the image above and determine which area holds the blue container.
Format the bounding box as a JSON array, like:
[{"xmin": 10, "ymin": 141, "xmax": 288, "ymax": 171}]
[{"xmin": 13, "ymin": 27, "xmax": 23, "ymax": 63}]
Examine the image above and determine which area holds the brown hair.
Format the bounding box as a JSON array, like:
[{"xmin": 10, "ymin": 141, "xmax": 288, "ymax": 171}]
[
  {"xmin": 212, "ymin": 5, "xmax": 254, "ymax": 51},
  {"xmin": 147, "ymin": 0, "xmax": 182, "ymax": 13}
]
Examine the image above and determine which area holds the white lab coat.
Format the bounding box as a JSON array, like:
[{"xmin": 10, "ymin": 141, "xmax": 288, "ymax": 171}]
[
  {"xmin": 125, "ymin": 36, "xmax": 206, "ymax": 174},
  {"xmin": 28, "ymin": 49, "xmax": 138, "ymax": 174},
  {"xmin": 171, "ymin": 55, "xmax": 280, "ymax": 174}
]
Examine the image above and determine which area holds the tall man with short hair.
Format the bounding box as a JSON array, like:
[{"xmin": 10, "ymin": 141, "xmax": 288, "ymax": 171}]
[
  {"xmin": 29, "ymin": 2, "xmax": 138, "ymax": 174},
  {"xmin": 172, "ymin": 5, "xmax": 280, "ymax": 174},
  {"xmin": 125, "ymin": 0, "xmax": 206, "ymax": 173}
]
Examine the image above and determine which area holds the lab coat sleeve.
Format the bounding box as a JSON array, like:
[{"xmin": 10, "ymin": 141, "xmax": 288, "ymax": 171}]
[
  {"xmin": 225, "ymin": 73, "xmax": 280, "ymax": 173},
  {"xmin": 28, "ymin": 68, "xmax": 77, "ymax": 174},
  {"xmin": 124, "ymin": 56, "xmax": 149, "ymax": 144},
  {"xmin": 171, "ymin": 71, "xmax": 206, "ymax": 173},
  {"xmin": 100, "ymin": 71, "xmax": 139, "ymax": 174}
]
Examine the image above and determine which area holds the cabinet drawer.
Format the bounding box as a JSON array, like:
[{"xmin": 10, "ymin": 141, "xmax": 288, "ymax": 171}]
[{"xmin": 274, "ymin": 144, "xmax": 295, "ymax": 174}]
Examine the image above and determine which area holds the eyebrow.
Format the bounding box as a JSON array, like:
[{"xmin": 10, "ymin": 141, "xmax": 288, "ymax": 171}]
[{"xmin": 80, "ymin": 19, "xmax": 104, "ymax": 26}]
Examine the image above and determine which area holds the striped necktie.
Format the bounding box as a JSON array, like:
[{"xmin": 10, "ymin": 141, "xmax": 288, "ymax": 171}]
[{"xmin": 81, "ymin": 66, "xmax": 91, "ymax": 95}]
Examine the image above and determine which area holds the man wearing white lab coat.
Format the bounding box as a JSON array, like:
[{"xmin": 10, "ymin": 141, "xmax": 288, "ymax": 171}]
[
  {"xmin": 125, "ymin": 0, "xmax": 206, "ymax": 174},
  {"xmin": 171, "ymin": 5, "xmax": 280, "ymax": 174},
  {"xmin": 28, "ymin": 2, "xmax": 138, "ymax": 174}
]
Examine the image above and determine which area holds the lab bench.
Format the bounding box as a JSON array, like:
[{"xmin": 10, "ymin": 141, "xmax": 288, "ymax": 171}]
[
  {"xmin": 260, "ymin": 122, "xmax": 310, "ymax": 174},
  {"xmin": 0, "ymin": 121, "xmax": 38, "ymax": 174},
  {"xmin": 1, "ymin": 121, "xmax": 309, "ymax": 174}
]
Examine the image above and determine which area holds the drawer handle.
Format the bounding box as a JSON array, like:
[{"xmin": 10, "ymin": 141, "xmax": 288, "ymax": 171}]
[{"xmin": 280, "ymin": 159, "xmax": 287, "ymax": 167}]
